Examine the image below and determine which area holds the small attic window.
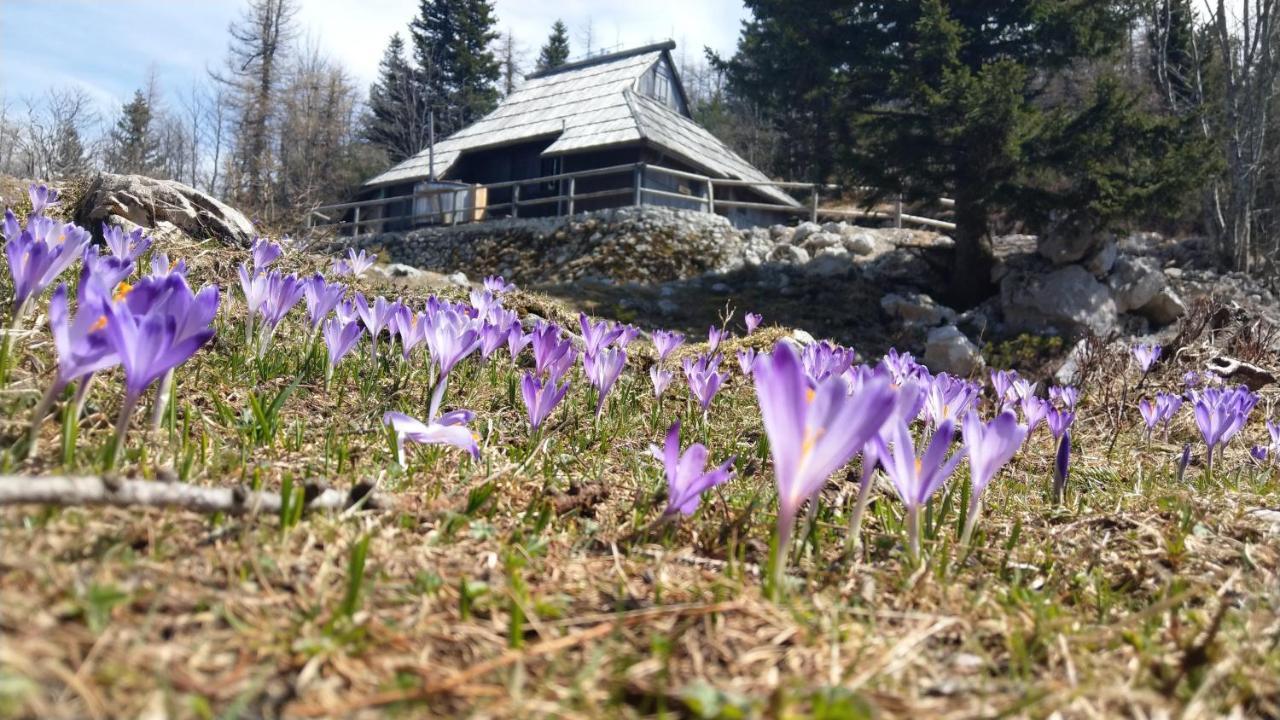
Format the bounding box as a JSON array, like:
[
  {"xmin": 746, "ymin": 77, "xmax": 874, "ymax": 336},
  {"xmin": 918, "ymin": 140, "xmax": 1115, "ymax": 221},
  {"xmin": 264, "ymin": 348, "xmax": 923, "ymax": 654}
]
[{"xmin": 653, "ymin": 64, "xmax": 671, "ymax": 103}]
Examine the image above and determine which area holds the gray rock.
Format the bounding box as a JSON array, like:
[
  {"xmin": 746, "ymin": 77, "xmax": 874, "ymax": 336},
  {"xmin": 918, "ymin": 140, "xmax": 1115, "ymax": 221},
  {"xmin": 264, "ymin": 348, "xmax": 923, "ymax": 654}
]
[
  {"xmin": 770, "ymin": 224, "xmax": 795, "ymax": 244},
  {"xmin": 656, "ymin": 299, "xmax": 679, "ymax": 316},
  {"xmin": 803, "ymin": 246, "xmax": 852, "ymax": 277},
  {"xmin": 768, "ymin": 244, "xmax": 810, "ymax": 264},
  {"xmin": 1107, "ymin": 256, "xmax": 1166, "ymax": 313},
  {"xmin": 789, "ymin": 328, "xmax": 818, "ymax": 346},
  {"xmin": 923, "ymin": 325, "xmax": 985, "ymax": 376},
  {"xmin": 801, "ymin": 231, "xmax": 843, "ymax": 252},
  {"xmin": 1001, "ymin": 264, "xmax": 1117, "ymax": 336},
  {"xmin": 1054, "ymin": 339, "xmax": 1091, "ymax": 385},
  {"xmin": 447, "ymin": 271, "xmax": 470, "ymax": 287},
  {"xmin": 1084, "ymin": 240, "xmax": 1118, "ymax": 278},
  {"xmin": 791, "ymin": 221, "xmax": 823, "ymax": 245},
  {"xmin": 1137, "ymin": 286, "xmax": 1187, "ymax": 326},
  {"xmin": 880, "ymin": 292, "xmax": 957, "ymax": 327},
  {"xmin": 76, "ymin": 172, "xmax": 256, "ymax": 247},
  {"xmin": 1037, "ymin": 217, "xmax": 1104, "ymax": 265},
  {"xmin": 841, "ymin": 231, "xmax": 877, "ymax": 256}
]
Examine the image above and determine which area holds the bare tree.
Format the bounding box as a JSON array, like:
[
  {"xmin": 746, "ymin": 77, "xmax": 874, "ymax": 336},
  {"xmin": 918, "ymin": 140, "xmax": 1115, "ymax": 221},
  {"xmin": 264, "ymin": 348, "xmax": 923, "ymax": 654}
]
[
  {"xmin": 213, "ymin": 0, "xmax": 298, "ymax": 213},
  {"xmin": 20, "ymin": 88, "xmax": 99, "ymax": 180}
]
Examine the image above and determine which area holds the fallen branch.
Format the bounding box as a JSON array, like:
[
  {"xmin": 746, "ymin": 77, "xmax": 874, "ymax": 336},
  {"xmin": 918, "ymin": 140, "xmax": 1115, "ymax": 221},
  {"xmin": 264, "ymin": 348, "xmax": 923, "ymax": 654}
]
[{"xmin": 0, "ymin": 475, "xmax": 394, "ymax": 515}]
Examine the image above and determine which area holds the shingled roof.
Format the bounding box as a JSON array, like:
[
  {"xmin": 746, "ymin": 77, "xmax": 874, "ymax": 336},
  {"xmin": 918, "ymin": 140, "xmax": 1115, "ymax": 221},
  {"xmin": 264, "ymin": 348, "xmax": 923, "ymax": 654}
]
[{"xmin": 364, "ymin": 42, "xmax": 799, "ymax": 207}]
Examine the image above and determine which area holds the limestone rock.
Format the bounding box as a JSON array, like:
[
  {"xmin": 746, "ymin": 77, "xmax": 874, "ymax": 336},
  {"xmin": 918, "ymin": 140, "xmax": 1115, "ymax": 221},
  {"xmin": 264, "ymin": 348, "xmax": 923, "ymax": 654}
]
[
  {"xmin": 1137, "ymin": 286, "xmax": 1186, "ymax": 326},
  {"xmin": 1084, "ymin": 240, "xmax": 1118, "ymax": 278},
  {"xmin": 1107, "ymin": 256, "xmax": 1166, "ymax": 313},
  {"xmin": 800, "ymin": 231, "xmax": 842, "ymax": 252},
  {"xmin": 840, "ymin": 231, "xmax": 877, "ymax": 256},
  {"xmin": 803, "ymin": 246, "xmax": 852, "ymax": 277},
  {"xmin": 77, "ymin": 172, "xmax": 256, "ymax": 247},
  {"xmin": 1001, "ymin": 264, "xmax": 1117, "ymax": 336},
  {"xmin": 791, "ymin": 221, "xmax": 823, "ymax": 246},
  {"xmin": 447, "ymin": 271, "xmax": 470, "ymax": 287},
  {"xmin": 923, "ymin": 325, "xmax": 985, "ymax": 377},
  {"xmin": 768, "ymin": 244, "xmax": 810, "ymax": 265},
  {"xmin": 1037, "ymin": 218, "xmax": 1105, "ymax": 265}
]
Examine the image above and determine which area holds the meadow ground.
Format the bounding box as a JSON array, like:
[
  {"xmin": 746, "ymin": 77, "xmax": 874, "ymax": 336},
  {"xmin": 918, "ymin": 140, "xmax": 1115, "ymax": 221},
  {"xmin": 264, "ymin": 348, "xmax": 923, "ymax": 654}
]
[{"xmin": 1, "ymin": 223, "xmax": 1279, "ymax": 719}]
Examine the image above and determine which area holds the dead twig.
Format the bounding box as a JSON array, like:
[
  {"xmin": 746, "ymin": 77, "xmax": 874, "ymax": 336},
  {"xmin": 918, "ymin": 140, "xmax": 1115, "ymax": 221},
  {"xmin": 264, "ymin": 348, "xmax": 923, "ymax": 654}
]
[{"xmin": 0, "ymin": 475, "xmax": 395, "ymax": 515}]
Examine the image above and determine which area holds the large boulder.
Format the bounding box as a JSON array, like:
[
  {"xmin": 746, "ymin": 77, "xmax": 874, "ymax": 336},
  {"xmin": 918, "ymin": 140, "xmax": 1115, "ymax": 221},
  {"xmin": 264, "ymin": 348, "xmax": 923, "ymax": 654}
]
[
  {"xmin": 800, "ymin": 231, "xmax": 843, "ymax": 252},
  {"xmin": 76, "ymin": 172, "xmax": 256, "ymax": 247},
  {"xmin": 923, "ymin": 325, "xmax": 985, "ymax": 377},
  {"xmin": 1137, "ymin": 286, "xmax": 1187, "ymax": 326},
  {"xmin": 803, "ymin": 246, "xmax": 852, "ymax": 277},
  {"xmin": 767, "ymin": 244, "xmax": 810, "ymax": 265},
  {"xmin": 1106, "ymin": 255, "xmax": 1166, "ymax": 313},
  {"xmin": 790, "ymin": 221, "xmax": 823, "ymax": 246},
  {"xmin": 1001, "ymin": 264, "xmax": 1117, "ymax": 336}
]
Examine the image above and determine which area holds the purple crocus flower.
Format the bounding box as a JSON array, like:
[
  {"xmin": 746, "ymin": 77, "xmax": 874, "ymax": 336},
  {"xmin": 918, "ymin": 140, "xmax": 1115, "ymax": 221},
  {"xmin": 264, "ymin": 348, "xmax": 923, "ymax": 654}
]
[
  {"xmin": 1020, "ymin": 394, "xmax": 1050, "ymax": 435},
  {"xmin": 990, "ymin": 369, "xmax": 1018, "ymax": 408},
  {"xmin": 1049, "ymin": 385, "xmax": 1079, "ymax": 410},
  {"xmin": 584, "ymin": 346, "xmax": 626, "ymax": 418},
  {"xmin": 354, "ymin": 293, "xmax": 396, "ymax": 356},
  {"xmin": 579, "ymin": 313, "xmax": 623, "ymax": 356},
  {"xmin": 237, "ymin": 263, "xmax": 270, "ymax": 319},
  {"xmin": 650, "ymin": 366, "xmax": 673, "ymax": 399},
  {"xmin": 322, "ymin": 317, "xmax": 362, "ymax": 380},
  {"xmin": 737, "ymin": 347, "xmax": 757, "ymax": 375},
  {"xmin": 802, "ymin": 341, "xmax": 856, "ymax": 384},
  {"xmin": 1138, "ymin": 397, "xmax": 1159, "ymax": 438},
  {"xmin": 334, "ymin": 298, "xmax": 359, "ymax": 326},
  {"xmin": 1183, "ymin": 371, "xmax": 1202, "ymax": 389},
  {"xmin": 1053, "ymin": 430, "xmax": 1071, "ymax": 504},
  {"xmin": 149, "ymin": 252, "xmax": 186, "ymax": 278},
  {"xmin": 1250, "ymin": 445, "xmax": 1270, "ymax": 466},
  {"xmin": 1132, "ymin": 343, "xmax": 1161, "ymax": 373},
  {"xmin": 653, "ymin": 420, "xmax": 735, "ymax": 516},
  {"xmin": 251, "ymin": 238, "xmax": 282, "ymax": 272},
  {"xmin": 881, "ymin": 348, "xmax": 926, "ymax": 385},
  {"xmin": 5, "ymin": 216, "xmax": 92, "ymax": 315},
  {"xmin": 651, "ymin": 330, "xmax": 684, "ymax": 363},
  {"xmin": 302, "ymin": 274, "xmax": 345, "ymax": 331},
  {"xmin": 923, "ymin": 373, "xmax": 980, "ymax": 428},
  {"xmin": 531, "ymin": 324, "xmax": 573, "ymax": 377},
  {"xmin": 1047, "ymin": 407, "xmax": 1075, "ymax": 441},
  {"xmin": 959, "ymin": 410, "xmax": 1027, "ymax": 545},
  {"xmin": 616, "ymin": 324, "xmax": 640, "ymax": 349},
  {"xmin": 506, "ymin": 325, "xmax": 531, "ymax": 361},
  {"xmin": 26, "ymin": 276, "xmax": 121, "ymax": 451},
  {"xmin": 1156, "ymin": 392, "xmax": 1183, "ymax": 437},
  {"xmin": 480, "ymin": 318, "xmax": 511, "ymax": 358},
  {"xmin": 707, "ymin": 325, "xmax": 727, "ymax": 354},
  {"xmin": 469, "ymin": 288, "xmax": 500, "ymax": 320},
  {"xmin": 1192, "ymin": 386, "xmax": 1258, "ymax": 475},
  {"xmin": 424, "ymin": 301, "xmax": 481, "ymax": 377},
  {"xmin": 683, "ymin": 353, "xmax": 726, "ymax": 412},
  {"xmin": 484, "ymin": 275, "xmax": 515, "ymax": 295},
  {"xmin": 28, "ymin": 184, "xmax": 59, "ymax": 215},
  {"xmin": 383, "ymin": 409, "xmax": 479, "ymax": 465},
  {"xmin": 753, "ymin": 342, "xmax": 896, "ymax": 589},
  {"xmin": 1267, "ymin": 419, "xmax": 1280, "ymax": 451},
  {"xmin": 394, "ymin": 309, "xmax": 429, "ymax": 360},
  {"xmin": 258, "ymin": 272, "xmax": 305, "ymax": 330},
  {"xmin": 102, "ymin": 223, "xmax": 151, "ymax": 261},
  {"xmin": 520, "ymin": 372, "xmax": 569, "ymax": 431},
  {"xmin": 331, "ymin": 259, "xmax": 351, "ymax": 276},
  {"xmin": 344, "ymin": 248, "xmax": 374, "ymax": 276},
  {"xmin": 744, "ymin": 312, "xmax": 763, "ymax": 335},
  {"xmin": 877, "ymin": 417, "xmax": 966, "ymax": 561},
  {"xmin": 1176, "ymin": 443, "xmax": 1192, "ymax": 483},
  {"xmin": 82, "ymin": 245, "xmax": 135, "ymax": 290},
  {"xmin": 100, "ymin": 273, "xmax": 219, "ymax": 465}
]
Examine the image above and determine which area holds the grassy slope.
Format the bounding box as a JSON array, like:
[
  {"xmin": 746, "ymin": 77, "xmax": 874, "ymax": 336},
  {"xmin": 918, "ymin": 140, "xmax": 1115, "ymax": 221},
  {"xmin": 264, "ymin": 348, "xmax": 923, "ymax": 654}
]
[{"xmin": 0, "ymin": 232, "xmax": 1278, "ymax": 719}]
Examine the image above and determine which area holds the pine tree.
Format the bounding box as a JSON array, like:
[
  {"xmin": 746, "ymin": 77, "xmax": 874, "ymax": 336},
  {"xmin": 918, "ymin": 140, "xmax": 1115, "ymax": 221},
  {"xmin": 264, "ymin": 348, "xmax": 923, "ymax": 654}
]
[
  {"xmin": 106, "ymin": 89, "xmax": 160, "ymax": 175},
  {"xmin": 50, "ymin": 122, "xmax": 90, "ymax": 179},
  {"xmin": 536, "ymin": 20, "xmax": 570, "ymax": 72},
  {"xmin": 723, "ymin": 0, "xmax": 1208, "ymax": 306},
  {"xmin": 409, "ymin": 0, "xmax": 501, "ymax": 139},
  {"xmin": 366, "ymin": 33, "xmax": 431, "ymax": 162}
]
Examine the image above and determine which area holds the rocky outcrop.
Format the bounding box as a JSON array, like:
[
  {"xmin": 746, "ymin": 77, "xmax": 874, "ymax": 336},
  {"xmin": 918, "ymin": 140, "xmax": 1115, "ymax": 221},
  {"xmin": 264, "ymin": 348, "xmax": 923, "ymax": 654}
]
[
  {"xmin": 1001, "ymin": 264, "xmax": 1118, "ymax": 336},
  {"xmin": 76, "ymin": 173, "xmax": 256, "ymax": 247},
  {"xmin": 924, "ymin": 324, "xmax": 985, "ymax": 377}
]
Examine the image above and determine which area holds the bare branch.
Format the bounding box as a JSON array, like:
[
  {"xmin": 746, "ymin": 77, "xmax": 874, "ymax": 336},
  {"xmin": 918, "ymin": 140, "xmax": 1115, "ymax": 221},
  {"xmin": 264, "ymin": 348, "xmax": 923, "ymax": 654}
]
[{"xmin": 0, "ymin": 475, "xmax": 394, "ymax": 515}]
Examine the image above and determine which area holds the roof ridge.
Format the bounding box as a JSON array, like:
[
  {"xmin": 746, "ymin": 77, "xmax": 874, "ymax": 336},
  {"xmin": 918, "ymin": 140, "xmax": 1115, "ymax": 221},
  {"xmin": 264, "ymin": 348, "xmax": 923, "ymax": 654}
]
[{"xmin": 525, "ymin": 40, "xmax": 675, "ymax": 80}]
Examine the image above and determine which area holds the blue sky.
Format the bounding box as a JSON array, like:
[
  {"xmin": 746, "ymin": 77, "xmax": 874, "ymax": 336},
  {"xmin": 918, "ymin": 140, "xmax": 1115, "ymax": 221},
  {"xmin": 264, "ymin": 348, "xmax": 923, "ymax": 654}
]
[{"xmin": 0, "ymin": 0, "xmax": 749, "ymax": 119}]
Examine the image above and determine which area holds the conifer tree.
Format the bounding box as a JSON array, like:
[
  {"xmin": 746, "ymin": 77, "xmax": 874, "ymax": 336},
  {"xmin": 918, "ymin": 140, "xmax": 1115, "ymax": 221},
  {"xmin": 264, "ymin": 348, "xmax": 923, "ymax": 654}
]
[
  {"xmin": 106, "ymin": 89, "xmax": 160, "ymax": 175},
  {"xmin": 536, "ymin": 20, "xmax": 571, "ymax": 72},
  {"xmin": 366, "ymin": 33, "xmax": 431, "ymax": 163},
  {"xmin": 409, "ymin": 0, "xmax": 500, "ymax": 138}
]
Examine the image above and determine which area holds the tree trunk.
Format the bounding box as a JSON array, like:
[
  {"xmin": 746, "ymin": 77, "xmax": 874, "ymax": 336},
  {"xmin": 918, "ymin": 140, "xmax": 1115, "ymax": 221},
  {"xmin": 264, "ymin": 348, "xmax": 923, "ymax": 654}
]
[{"xmin": 947, "ymin": 193, "xmax": 997, "ymax": 309}]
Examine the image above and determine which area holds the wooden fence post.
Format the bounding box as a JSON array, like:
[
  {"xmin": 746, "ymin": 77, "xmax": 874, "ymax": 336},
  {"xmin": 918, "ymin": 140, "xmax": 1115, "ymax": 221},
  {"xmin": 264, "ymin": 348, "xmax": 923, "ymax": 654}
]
[
  {"xmin": 706, "ymin": 179, "xmax": 715, "ymax": 214},
  {"xmin": 353, "ymin": 206, "xmax": 361, "ymax": 237},
  {"xmin": 567, "ymin": 176, "xmax": 575, "ymax": 216},
  {"xmin": 633, "ymin": 164, "xmax": 644, "ymax": 206},
  {"xmin": 894, "ymin": 195, "xmax": 903, "ymax": 228},
  {"xmin": 512, "ymin": 184, "xmax": 520, "ymax": 218},
  {"xmin": 810, "ymin": 186, "xmax": 819, "ymax": 223}
]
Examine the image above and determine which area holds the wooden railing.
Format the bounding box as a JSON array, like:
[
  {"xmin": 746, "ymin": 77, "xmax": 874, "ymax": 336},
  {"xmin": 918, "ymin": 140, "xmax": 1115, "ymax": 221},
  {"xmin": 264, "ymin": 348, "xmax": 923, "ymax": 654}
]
[{"xmin": 308, "ymin": 162, "xmax": 957, "ymax": 235}]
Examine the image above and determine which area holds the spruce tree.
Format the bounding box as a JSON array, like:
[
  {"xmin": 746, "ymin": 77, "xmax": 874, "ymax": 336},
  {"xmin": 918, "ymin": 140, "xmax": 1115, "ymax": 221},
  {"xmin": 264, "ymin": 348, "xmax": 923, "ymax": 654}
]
[
  {"xmin": 409, "ymin": 0, "xmax": 500, "ymax": 138},
  {"xmin": 723, "ymin": 0, "xmax": 1208, "ymax": 307},
  {"xmin": 106, "ymin": 89, "xmax": 160, "ymax": 175},
  {"xmin": 366, "ymin": 33, "xmax": 430, "ymax": 163},
  {"xmin": 536, "ymin": 20, "xmax": 571, "ymax": 72}
]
